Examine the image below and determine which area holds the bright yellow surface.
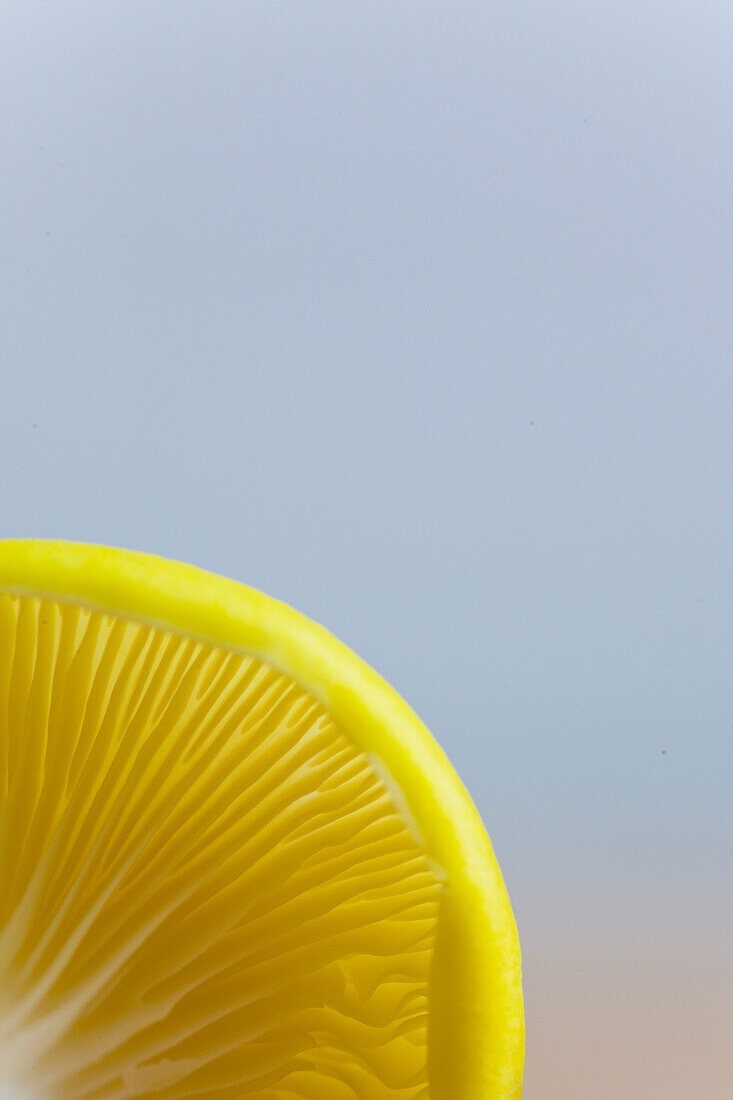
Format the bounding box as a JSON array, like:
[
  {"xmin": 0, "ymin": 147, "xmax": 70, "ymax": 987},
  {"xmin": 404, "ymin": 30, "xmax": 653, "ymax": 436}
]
[{"xmin": 0, "ymin": 540, "xmax": 524, "ymax": 1099}]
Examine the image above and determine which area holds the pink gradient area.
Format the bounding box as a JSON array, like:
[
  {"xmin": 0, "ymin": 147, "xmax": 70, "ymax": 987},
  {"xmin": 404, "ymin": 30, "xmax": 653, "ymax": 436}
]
[{"xmin": 519, "ymin": 886, "xmax": 733, "ymax": 1098}]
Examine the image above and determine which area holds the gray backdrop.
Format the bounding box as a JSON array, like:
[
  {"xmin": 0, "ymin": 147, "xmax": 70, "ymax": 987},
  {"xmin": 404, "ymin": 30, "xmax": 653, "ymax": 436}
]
[{"xmin": 2, "ymin": 4, "xmax": 732, "ymax": 1094}]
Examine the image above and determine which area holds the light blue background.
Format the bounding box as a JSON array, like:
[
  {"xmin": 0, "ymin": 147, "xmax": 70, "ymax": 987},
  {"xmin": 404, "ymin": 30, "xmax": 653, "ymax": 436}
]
[{"xmin": 2, "ymin": 0, "xmax": 731, "ymax": 975}]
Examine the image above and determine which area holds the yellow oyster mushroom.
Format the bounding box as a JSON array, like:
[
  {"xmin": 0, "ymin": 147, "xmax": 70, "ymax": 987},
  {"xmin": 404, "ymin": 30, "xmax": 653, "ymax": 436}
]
[{"xmin": 0, "ymin": 540, "xmax": 523, "ymax": 1099}]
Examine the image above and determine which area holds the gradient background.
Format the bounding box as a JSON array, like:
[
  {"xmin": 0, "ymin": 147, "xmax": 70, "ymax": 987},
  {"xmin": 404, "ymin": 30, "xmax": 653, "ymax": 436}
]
[{"xmin": 2, "ymin": 3, "xmax": 731, "ymax": 1095}]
